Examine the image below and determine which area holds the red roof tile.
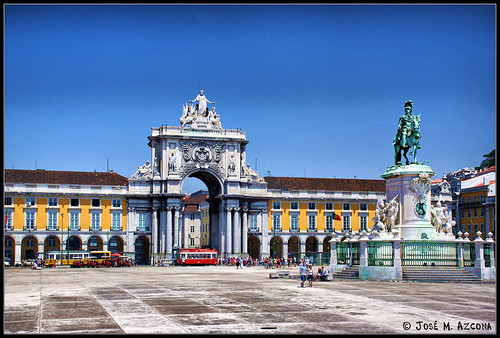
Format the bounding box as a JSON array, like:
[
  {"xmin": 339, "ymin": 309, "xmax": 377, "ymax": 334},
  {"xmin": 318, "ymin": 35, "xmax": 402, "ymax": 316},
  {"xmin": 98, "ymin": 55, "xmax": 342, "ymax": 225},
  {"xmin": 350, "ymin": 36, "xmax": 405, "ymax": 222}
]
[
  {"xmin": 264, "ymin": 176, "xmax": 385, "ymax": 192},
  {"xmin": 183, "ymin": 194, "xmax": 209, "ymax": 205},
  {"xmin": 4, "ymin": 169, "xmax": 128, "ymax": 186}
]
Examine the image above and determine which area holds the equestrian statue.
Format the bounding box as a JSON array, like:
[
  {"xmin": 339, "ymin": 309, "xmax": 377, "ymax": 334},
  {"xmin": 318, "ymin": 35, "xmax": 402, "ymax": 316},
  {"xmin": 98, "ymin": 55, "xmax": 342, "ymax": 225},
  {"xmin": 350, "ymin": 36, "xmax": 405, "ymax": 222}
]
[{"xmin": 392, "ymin": 100, "xmax": 421, "ymax": 165}]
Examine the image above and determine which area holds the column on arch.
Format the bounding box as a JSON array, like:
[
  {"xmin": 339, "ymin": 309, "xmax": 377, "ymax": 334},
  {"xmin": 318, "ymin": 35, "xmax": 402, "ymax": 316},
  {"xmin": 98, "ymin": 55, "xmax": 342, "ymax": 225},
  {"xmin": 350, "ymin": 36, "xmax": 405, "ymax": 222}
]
[
  {"xmin": 159, "ymin": 207, "xmax": 167, "ymax": 255},
  {"xmin": 242, "ymin": 208, "xmax": 248, "ymax": 256},
  {"xmin": 173, "ymin": 207, "xmax": 180, "ymax": 250},
  {"xmin": 218, "ymin": 204, "xmax": 226, "ymax": 256},
  {"xmin": 226, "ymin": 207, "xmax": 233, "ymax": 255},
  {"xmin": 260, "ymin": 209, "xmax": 269, "ymax": 257},
  {"xmin": 152, "ymin": 206, "xmax": 158, "ymax": 259},
  {"xmin": 166, "ymin": 207, "xmax": 172, "ymax": 255},
  {"xmin": 233, "ymin": 207, "xmax": 241, "ymax": 255}
]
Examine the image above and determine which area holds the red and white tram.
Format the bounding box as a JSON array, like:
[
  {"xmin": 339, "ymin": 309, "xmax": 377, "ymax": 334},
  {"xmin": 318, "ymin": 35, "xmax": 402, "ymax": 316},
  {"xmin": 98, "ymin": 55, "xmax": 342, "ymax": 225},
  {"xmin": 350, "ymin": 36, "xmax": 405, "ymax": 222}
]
[{"xmin": 179, "ymin": 248, "xmax": 218, "ymax": 265}]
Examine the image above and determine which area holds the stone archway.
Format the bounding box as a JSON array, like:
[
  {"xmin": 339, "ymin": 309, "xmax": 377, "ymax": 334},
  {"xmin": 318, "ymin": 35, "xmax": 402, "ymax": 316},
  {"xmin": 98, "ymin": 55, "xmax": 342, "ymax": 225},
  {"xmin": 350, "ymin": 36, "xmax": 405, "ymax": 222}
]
[
  {"xmin": 129, "ymin": 91, "xmax": 270, "ymax": 262},
  {"xmin": 4, "ymin": 236, "xmax": 15, "ymax": 262},
  {"xmin": 288, "ymin": 236, "xmax": 300, "ymax": 259},
  {"xmin": 67, "ymin": 236, "xmax": 81, "ymax": 251},
  {"xmin": 305, "ymin": 236, "xmax": 318, "ymax": 254},
  {"xmin": 248, "ymin": 235, "xmax": 260, "ymax": 259},
  {"xmin": 22, "ymin": 236, "xmax": 38, "ymax": 260},
  {"xmin": 270, "ymin": 236, "xmax": 283, "ymax": 258},
  {"xmin": 88, "ymin": 236, "xmax": 103, "ymax": 251},
  {"xmin": 181, "ymin": 169, "xmax": 224, "ymax": 254},
  {"xmin": 135, "ymin": 236, "xmax": 150, "ymax": 265},
  {"xmin": 44, "ymin": 236, "xmax": 60, "ymax": 254},
  {"xmin": 109, "ymin": 236, "xmax": 124, "ymax": 253}
]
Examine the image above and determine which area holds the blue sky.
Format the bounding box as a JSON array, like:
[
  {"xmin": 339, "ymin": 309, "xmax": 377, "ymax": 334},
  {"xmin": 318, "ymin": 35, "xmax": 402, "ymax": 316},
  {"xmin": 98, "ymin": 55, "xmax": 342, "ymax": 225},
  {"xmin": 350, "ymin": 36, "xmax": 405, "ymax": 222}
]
[{"xmin": 4, "ymin": 4, "xmax": 496, "ymax": 193}]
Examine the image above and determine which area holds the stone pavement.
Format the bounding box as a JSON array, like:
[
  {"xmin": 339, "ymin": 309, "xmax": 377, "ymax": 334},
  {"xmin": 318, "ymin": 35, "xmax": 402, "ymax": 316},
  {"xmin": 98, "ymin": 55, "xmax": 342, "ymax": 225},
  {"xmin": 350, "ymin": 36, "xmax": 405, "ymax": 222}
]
[{"xmin": 3, "ymin": 265, "xmax": 496, "ymax": 334}]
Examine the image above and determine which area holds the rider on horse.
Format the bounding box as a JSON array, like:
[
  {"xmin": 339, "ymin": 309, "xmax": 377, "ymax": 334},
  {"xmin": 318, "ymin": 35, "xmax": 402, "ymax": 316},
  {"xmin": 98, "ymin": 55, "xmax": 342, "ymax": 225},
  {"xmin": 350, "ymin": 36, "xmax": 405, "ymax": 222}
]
[{"xmin": 393, "ymin": 100, "xmax": 421, "ymax": 165}]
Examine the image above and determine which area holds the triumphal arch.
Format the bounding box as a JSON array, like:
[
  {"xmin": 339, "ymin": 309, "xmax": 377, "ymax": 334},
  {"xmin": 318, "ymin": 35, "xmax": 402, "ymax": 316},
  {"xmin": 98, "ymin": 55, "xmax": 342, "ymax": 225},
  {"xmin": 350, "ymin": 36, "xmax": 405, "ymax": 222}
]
[{"xmin": 128, "ymin": 91, "xmax": 269, "ymax": 261}]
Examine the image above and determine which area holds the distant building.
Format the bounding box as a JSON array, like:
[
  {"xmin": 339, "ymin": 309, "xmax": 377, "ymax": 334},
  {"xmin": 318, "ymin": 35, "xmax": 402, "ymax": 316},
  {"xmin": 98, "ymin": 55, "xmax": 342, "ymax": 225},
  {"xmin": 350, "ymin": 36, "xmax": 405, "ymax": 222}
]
[
  {"xmin": 458, "ymin": 166, "xmax": 496, "ymax": 239},
  {"xmin": 263, "ymin": 176, "xmax": 385, "ymax": 261},
  {"xmin": 4, "ymin": 169, "xmax": 129, "ymax": 263},
  {"xmin": 181, "ymin": 191, "xmax": 209, "ymax": 249}
]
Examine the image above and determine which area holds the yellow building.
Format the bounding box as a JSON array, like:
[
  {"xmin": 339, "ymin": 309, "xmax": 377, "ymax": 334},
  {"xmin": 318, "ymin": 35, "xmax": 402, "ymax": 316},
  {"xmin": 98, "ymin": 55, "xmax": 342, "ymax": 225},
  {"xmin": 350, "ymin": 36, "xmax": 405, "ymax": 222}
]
[
  {"xmin": 459, "ymin": 167, "xmax": 496, "ymax": 239},
  {"xmin": 4, "ymin": 169, "xmax": 128, "ymax": 263},
  {"xmin": 260, "ymin": 176, "xmax": 385, "ymax": 261}
]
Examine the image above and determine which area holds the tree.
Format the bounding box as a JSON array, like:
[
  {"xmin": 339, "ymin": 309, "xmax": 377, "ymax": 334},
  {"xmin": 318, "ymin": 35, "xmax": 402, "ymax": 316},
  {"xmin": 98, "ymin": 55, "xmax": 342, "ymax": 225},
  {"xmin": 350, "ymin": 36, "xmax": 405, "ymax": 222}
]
[{"xmin": 479, "ymin": 149, "xmax": 495, "ymax": 169}]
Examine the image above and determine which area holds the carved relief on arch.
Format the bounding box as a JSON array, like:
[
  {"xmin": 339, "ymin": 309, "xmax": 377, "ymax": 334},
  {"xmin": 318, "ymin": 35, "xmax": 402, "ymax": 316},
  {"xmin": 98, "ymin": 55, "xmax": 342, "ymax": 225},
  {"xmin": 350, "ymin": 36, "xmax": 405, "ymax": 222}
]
[{"xmin": 179, "ymin": 141, "xmax": 226, "ymax": 177}]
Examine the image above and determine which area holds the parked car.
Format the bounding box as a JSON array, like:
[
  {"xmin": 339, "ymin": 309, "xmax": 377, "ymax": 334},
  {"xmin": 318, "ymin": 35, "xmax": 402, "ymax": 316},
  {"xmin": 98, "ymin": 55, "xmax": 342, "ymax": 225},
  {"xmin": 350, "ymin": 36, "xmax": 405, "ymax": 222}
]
[{"xmin": 4, "ymin": 258, "xmax": 11, "ymax": 267}]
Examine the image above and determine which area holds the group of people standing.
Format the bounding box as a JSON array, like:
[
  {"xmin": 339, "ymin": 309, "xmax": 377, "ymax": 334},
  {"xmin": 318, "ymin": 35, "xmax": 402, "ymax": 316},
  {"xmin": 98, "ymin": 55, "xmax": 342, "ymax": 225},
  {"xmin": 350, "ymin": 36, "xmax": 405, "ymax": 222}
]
[{"xmin": 299, "ymin": 260, "xmax": 329, "ymax": 287}]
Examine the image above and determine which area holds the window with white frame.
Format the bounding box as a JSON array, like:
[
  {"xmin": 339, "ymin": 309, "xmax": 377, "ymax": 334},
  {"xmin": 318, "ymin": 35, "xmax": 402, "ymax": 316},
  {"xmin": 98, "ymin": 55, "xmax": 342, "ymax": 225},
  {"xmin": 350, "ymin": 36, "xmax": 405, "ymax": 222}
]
[
  {"xmin": 272, "ymin": 214, "xmax": 281, "ymax": 231},
  {"xmin": 190, "ymin": 225, "xmax": 195, "ymax": 233},
  {"xmin": 5, "ymin": 197, "xmax": 13, "ymax": 206},
  {"xmin": 190, "ymin": 238, "xmax": 195, "ymax": 246},
  {"xmin": 308, "ymin": 214, "xmax": 316, "ymax": 231},
  {"xmin": 91, "ymin": 199, "xmax": 101, "ymax": 207},
  {"xmin": 91, "ymin": 212, "xmax": 101, "ymax": 231},
  {"xmin": 290, "ymin": 214, "xmax": 299, "ymax": 232},
  {"xmin": 48, "ymin": 198, "xmax": 58, "ymax": 207},
  {"xmin": 112, "ymin": 199, "xmax": 121, "ymax": 208},
  {"xmin": 272, "ymin": 202, "xmax": 281, "ymax": 210},
  {"xmin": 111, "ymin": 212, "xmax": 121, "ymax": 230},
  {"xmin": 70, "ymin": 198, "xmax": 79, "ymax": 207},
  {"xmin": 26, "ymin": 197, "xmax": 36, "ymax": 206},
  {"xmin": 291, "ymin": 202, "xmax": 298, "ymax": 210},
  {"xmin": 360, "ymin": 215, "xmax": 368, "ymax": 232},
  {"xmin": 249, "ymin": 214, "xmax": 258, "ymax": 231},
  {"xmin": 25, "ymin": 211, "xmax": 35, "ymax": 230},
  {"xmin": 138, "ymin": 213, "xmax": 147, "ymax": 231},
  {"xmin": 325, "ymin": 203, "xmax": 333, "ymax": 210},
  {"xmin": 359, "ymin": 203, "xmax": 367, "ymax": 211},
  {"xmin": 5, "ymin": 211, "xmax": 13, "ymax": 230},
  {"xmin": 47, "ymin": 211, "xmax": 58, "ymax": 230},
  {"xmin": 308, "ymin": 202, "xmax": 316, "ymax": 210},
  {"xmin": 325, "ymin": 215, "xmax": 333, "ymax": 232},
  {"xmin": 70, "ymin": 211, "xmax": 80, "ymax": 230},
  {"xmin": 343, "ymin": 203, "xmax": 350, "ymax": 211},
  {"xmin": 342, "ymin": 215, "xmax": 351, "ymax": 232}
]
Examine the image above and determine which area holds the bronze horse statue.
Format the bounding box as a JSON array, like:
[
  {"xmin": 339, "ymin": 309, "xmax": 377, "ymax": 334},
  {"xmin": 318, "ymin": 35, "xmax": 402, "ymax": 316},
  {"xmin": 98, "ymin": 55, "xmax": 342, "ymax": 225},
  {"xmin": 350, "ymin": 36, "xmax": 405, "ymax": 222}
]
[{"xmin": 393, "ymin": 114, "xmax": 421, "ymax": 165}]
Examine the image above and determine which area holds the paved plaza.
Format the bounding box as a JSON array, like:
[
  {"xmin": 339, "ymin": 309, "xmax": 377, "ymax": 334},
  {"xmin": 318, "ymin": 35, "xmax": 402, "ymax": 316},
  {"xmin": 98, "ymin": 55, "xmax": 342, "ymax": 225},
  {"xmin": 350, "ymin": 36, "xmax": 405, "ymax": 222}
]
[{"xmin": 3, "ymin": 265, "xmax": 496, "ymax": 334}]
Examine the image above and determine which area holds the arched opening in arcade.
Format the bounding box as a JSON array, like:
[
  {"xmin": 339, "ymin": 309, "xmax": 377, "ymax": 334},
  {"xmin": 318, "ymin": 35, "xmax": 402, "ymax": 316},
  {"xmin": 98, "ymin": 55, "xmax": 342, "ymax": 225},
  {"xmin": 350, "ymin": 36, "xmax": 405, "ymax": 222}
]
[
  {"xmin": 44, "ymin": 236, "xmax": 60, "ymax": 254},
  {"xmin": 109, "ymin": 236, "xmax": 124, "ymax": 253},
  {"xmin": 5, "ymin": 236, "xmax": 15, "ymax": 262},
  {"xmin": 247, "ymin": 235, "xmax": 260, "ymax": 259},
  {"xmin": 22, "ymin": 236, "xmax": 38, "ymax": 260},
  {"xmin": 305, "ymin": 236, "xmax": 319, "ymax": 263},
  {"xmin": 323, "ymin": 236, "xmax": 332, "ymax": 265},
  {"xmin": 270, "ymin": 236, "xmax": 283, "ymax": 258},
  {"xmin": 181, "ymin": 171, "xmax": 223, "ymax": 254},
  {"xmin": 87, "ymin": 236, "xmax": 103, "ymax": 251},
  {"xmin": 288, "ymin": 236, "xmax": 300, "ymax": 260},
  {"xmin": 135, "ymin": 236, "xmax": 150, "ymax": 265},
  {"xmin": 67, "ymin": 236, "xmax": 81, "ymax": 251}
]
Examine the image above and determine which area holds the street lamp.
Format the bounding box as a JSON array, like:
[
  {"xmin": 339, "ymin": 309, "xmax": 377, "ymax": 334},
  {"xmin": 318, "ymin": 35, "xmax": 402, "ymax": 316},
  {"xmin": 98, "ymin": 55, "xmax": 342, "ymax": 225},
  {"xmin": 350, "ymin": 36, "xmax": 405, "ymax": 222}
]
[{"xmin": 60, "ymin": 213, "xmax": 64, "ymax": 265}]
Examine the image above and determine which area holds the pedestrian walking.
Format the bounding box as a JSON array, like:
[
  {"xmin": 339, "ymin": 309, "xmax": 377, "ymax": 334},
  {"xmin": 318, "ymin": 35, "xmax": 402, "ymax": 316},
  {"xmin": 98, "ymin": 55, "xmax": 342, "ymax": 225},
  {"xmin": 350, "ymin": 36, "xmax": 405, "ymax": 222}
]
[
  {"xmin": 307, "ymin": 264, "xmax": 314, "ymax": 287},
  {"xmin": 299, "ymin": 261, "xmax": 307, "ymax": 288}
]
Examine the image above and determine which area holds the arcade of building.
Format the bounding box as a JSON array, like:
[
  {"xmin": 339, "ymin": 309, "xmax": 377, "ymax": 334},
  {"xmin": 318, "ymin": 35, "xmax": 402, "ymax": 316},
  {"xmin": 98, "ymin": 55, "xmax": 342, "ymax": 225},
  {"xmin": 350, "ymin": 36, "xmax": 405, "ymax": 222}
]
[{"xmin": 3, "ymin": 92, "xmax": 485, "ymax": 265}]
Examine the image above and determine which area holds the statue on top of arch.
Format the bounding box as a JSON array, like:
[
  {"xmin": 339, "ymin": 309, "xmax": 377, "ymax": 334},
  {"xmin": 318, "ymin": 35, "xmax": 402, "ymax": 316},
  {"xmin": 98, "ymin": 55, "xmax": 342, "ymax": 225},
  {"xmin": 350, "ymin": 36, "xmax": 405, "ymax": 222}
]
[{"xmin": 180, "ymin": 90, "xmax": 222, "ymax": 130}]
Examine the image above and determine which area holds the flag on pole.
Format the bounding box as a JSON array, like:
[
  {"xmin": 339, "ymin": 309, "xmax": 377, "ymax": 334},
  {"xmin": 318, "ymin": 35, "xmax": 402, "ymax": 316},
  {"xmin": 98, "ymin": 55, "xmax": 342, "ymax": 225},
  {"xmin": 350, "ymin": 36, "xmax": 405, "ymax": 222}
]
[
  {"xmin": 5, "ymin": 213, "xmax": 8, "ymax": 225},
  {"xmin": 333, "ymin": 212, "xmax": 341, "ymax": 221}
]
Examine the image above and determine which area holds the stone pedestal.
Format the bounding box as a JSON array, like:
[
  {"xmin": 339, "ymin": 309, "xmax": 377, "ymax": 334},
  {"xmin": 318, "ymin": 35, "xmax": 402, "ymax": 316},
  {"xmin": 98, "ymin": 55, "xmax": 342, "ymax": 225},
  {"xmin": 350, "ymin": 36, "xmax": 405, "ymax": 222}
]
[{"xmin": 382, "ymin": 164, "xmax": 437, "ymax": 240}]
